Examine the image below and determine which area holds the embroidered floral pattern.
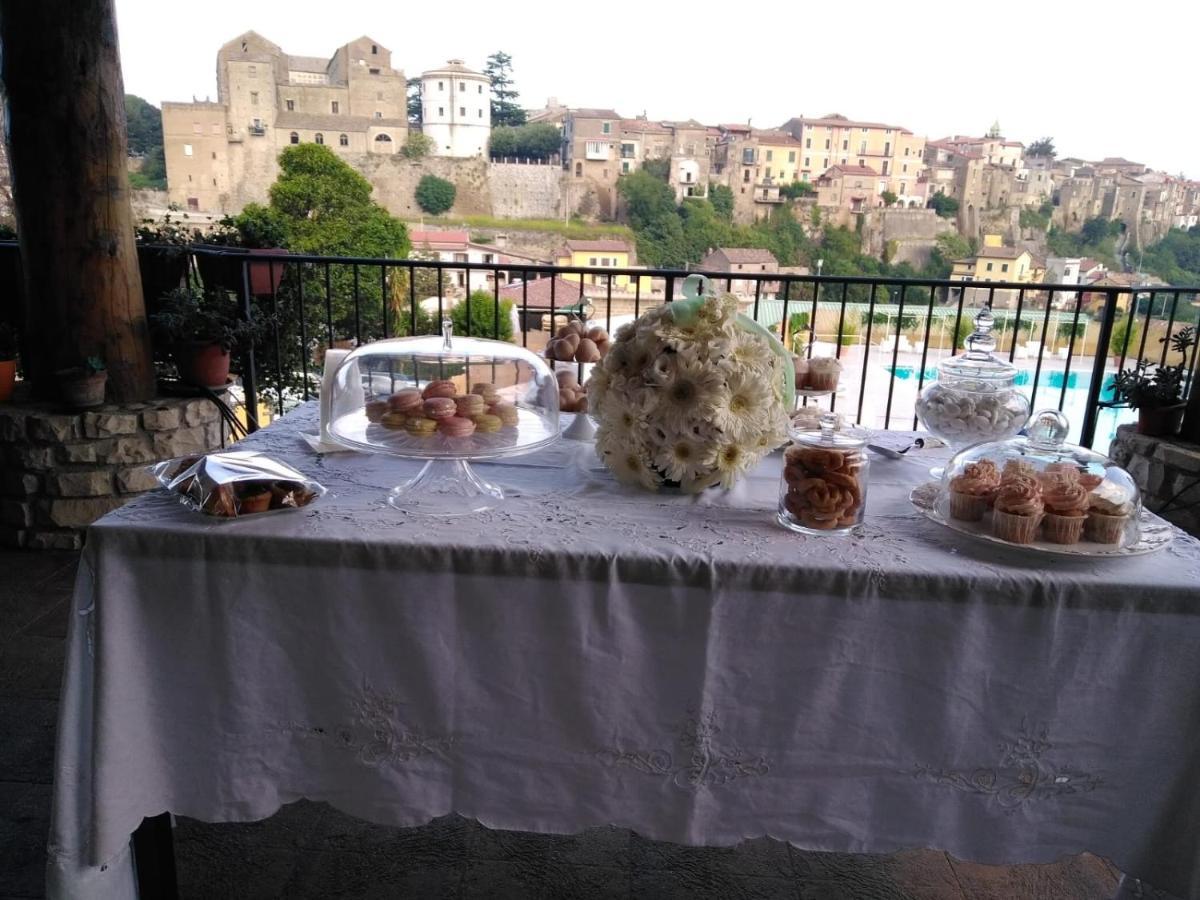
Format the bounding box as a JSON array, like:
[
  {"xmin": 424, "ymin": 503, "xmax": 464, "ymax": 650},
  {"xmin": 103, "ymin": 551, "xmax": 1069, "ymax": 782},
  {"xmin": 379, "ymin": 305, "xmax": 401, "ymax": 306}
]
[
  {"xmin": 913, "ymin": 721, "xmax": 1101, "ymax": 812},
  {"xmin": 597, "ymin": 710, "xmax": 769, "ymax": 791},
  {"xmin": 276, "ymin": 682, "xmax": 453, "ymax": 768}
]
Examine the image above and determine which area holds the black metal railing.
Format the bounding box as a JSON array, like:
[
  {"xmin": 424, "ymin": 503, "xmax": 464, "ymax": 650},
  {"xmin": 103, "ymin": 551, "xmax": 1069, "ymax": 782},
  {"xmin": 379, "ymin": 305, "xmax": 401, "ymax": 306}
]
[{"xmin": 1, "ymin": 240, "xmax": 1197, "ymax": 450}]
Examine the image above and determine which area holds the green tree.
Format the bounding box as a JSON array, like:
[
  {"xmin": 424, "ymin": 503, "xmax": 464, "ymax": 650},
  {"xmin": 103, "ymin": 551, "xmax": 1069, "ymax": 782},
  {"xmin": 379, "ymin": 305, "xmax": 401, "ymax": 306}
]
[
  {"xmin": 779, "ymin": 180, "xmax": 816, "ymax": 200},
  {"xmin": 125, "ymin": 94, "xmax": 162, "ymax": 156},
  {"xmin": 406, "ymin": 77, "xmax": 423, "ymax": 124},
  {"xmin": 709, "ymin": 184, "xmax": 734, "ymax": 222},
  {"xmin": 402, "ymin": 133, "xmax": 435, "ymax": 159},
  {"xmin": 1081, "ymin": 216, "xmax": 1120, "ymax": 244},
  {"xmin": 1027, "ymin": 137, "xmax": 1056, "ymax": 158},
  {"xmin": 453, "ymin": 290, "xmax": 514, "ymax": 341},
  {"xmin": 642, "ymin": 157, "xmax": 670, "ymax": 181},
  {"xmin": 880, "ymin": 190, "xmax": 898, "ymax": 207},
  {"xmin": 489, "ymin": 123, "xmax": 561, "ymax": 160},
  {"xmin": 679, "ymin": 198, "xmax": 732, "ymax": 262},
  {"xmin": 415, "ymin": 175, "xmax": 457, "ymax": 215},
  {"xmin": 929, "ymin": 193, "xmax": 959, "ymax": 218},
  {"xmin": 1143, "ymin": 227, "xmax": 1200, "ymax": 284},
  {"xmin": 484, "ymin": 51, "xmax": 526, "ymax": 127}
]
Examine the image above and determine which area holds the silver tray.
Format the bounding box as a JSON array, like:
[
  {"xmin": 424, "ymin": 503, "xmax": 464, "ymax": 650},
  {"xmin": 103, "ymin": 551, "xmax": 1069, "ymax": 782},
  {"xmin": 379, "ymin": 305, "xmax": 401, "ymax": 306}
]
[{"xmin": 909, "ymin": 481, "xmax": 1173, "ymax": 558}]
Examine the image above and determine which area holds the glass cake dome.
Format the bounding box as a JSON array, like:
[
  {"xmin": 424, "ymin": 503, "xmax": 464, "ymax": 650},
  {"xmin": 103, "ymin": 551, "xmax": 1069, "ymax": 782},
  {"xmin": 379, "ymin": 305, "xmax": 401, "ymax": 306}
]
[
  {"xmin": 915, "ymin": 306, "xmax": 1031, "ymax": 449},
  {"xmin": 936, "ymin": 409, "xmax": 1142, "ymax": 551},
  {"xmin": 326, "ymin": 319, "xmax": 559, "ymax": 514}
]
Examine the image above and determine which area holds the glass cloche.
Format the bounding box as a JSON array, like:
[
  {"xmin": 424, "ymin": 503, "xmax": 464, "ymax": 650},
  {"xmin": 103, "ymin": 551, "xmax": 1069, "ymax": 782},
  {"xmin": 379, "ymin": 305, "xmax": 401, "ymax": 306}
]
[
  {"xmin": 326, "ymin": 319, "xmax": 559, "ymax": 514},
  {"xmin": 915, "ymin": 306, "xmax": 1030, "ymax": 449},
  {"xmin": 936, "ymin": 409, "xmax": 1142, "ymax": 550}
]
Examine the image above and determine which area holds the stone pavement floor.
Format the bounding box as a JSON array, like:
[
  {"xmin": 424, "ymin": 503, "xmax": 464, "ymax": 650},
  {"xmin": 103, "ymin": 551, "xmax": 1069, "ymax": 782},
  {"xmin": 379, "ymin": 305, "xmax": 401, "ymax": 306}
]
[{"xmin": 0, "ymin": 548, "xmax": 1164, "ymax": 899}]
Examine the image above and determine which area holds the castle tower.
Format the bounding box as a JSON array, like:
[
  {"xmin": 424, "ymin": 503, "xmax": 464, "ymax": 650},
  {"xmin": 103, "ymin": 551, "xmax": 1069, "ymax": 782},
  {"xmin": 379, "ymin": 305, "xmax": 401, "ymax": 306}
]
[{"xmin": 420, "ymin": 59, "xmax": 491, "ymax": 158}]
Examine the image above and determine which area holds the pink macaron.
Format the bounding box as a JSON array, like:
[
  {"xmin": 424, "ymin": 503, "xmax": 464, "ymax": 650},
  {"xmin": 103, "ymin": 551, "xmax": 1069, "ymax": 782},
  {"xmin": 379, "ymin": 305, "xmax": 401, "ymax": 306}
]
[
  {"xmin": 455, "ymin": 394, "xmax": 485, "ymax": 417},
  {"xmin": 437, "ymin": 416, "xmax": 476, "ymax": 437},
  {"xmin": 422, "ymin": 397, "xmax": 457, "ymax": 419},
  {"xmin": 421, "ymin": 380, "xmax": 457, "ymax": 400},
  {"xmin": 387, "ymin": 388, "xmax": 424, "ymax": 414}
]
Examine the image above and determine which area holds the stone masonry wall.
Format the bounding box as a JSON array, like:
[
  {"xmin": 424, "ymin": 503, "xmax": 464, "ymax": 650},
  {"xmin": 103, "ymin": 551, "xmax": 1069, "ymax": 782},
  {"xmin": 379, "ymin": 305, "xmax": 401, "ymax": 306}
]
[
  {"xmin": 487, "ymin": 162, "xmax": 566, "ymax": 220},
  {"xmin": 352, "ymin": 154, "xmax": 492, "ymax": 219},
  {"xmin": 0, "ymin": 397, "xmax": 226, "ymax": 550},
  {"xmin": 1108, "ymin": 424, "xmax": 1200, "ymax": 538}
]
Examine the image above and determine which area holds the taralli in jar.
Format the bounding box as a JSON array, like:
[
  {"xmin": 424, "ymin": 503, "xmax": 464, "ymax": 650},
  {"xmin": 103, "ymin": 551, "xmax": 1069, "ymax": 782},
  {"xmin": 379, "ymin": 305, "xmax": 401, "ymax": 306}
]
[{"xmin": 778, "ymin": 413, "xmax": 868, "ymax": 535}]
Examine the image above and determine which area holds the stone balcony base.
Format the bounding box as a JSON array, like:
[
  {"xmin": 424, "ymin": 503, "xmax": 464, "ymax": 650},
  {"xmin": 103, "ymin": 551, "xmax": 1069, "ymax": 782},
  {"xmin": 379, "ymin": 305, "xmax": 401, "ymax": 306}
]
[
  {"xmin": 0, "ymin": 395, "xmax": 227, "ymax": 549},
  {"xmin": 1108, "ymin": 424, "xmax": 1200, "ymax": 538}
]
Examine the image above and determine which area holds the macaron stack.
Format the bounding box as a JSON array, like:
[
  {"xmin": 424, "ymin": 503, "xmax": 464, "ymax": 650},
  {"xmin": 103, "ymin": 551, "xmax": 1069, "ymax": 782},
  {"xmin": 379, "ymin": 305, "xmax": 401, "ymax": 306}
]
[{"xmin": 371, "ymin": 380, "xmax": 520, "ymax": 438}]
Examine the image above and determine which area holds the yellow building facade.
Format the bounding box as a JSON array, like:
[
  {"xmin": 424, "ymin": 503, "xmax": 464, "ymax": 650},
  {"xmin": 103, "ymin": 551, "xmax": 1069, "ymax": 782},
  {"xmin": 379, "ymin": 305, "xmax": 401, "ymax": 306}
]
[{"xmin": 554, "ymin": 240, "xmax": 652, "ymax": 292}]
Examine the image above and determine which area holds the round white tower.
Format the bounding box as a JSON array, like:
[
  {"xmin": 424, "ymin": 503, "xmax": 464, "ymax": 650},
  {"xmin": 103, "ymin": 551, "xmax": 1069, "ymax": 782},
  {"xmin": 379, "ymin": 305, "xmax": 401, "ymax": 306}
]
[{"xmin": 420, "ymin": 59, "xmax": 491, "ymax": 158}]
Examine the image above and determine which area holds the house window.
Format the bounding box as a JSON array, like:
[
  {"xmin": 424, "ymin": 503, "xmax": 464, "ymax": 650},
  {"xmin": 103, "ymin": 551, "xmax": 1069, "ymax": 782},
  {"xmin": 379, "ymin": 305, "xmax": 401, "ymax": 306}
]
[
  {"xmin": 438, "ymin": 81, "xmax": 444, "ymax": 90},
  {"xmin": 192, "ymin": 123, "xmax": 202, "ymax": 134},
  {"xmin": 248, "ymin": 65, "xmax": 257, "ymax": 77},
  {"xmin": 1001, "ymin": 263, "xmax": 1009, "ymax": 272},
  {"xmin": 187, "ymin": 174, "xmax": 192, "ymax": 181},
  {"xmin": 589, "ymin": 257, "xmax": 597, "ymax": 266},
  {"xmin": 250, "ymin": 92, "xmax": 258, "ymax": 105},
  {"xmin": 438, "ymin": 107, "xmax": 444, "ymax": 116},
  {"xmin": 459, "ymin": 107, "xmax": 465, "ymax": 116},
  {"xmin": 331, "ymin": 101, "xmax": 339, "ymax": 113},
  {"xmin": 371, "ymin": 44, "xmax": 378, "ymax": 54},
  {"xmin": 478, "ymin": 85, "xmax": 483, "ymax": 93},
  {"xmin": 212, "ymin": 178, "xmax": 217, "ymax": 186},
  {"xmin": 289, "ymin": 132, "xmax": 299, "ymax": 144},
  {"xmin": 339, "ymin": 133, "xmax": 348, "ymax": 146},
  {"xmin": 575, "ymin": 161, "xmax": 582, "ymax": 177},
  {"xmin": 460, "ymin": 82, "xmax": 467, "ymax": 90},
  {"xmin": 766, "ymin": 150, "xmax": 773, "ymax": 161},
  {"xmin": 369, "ymin": 68, "xmax": 380, "ymax": 75},
  {"xmin": 375, "ymin": 111, "xmax": 383, "ymax": 118},
  {"xmin": 183, "ymin": 143, "xmax": 193, "ymax": 156},
  {"xmin": 315, "ymin": 133, "xmax": 324, "ymax": 144},
  {"xmin": 602, "ymin": 121, "xmax": 612, "ymax": 134},
  {"xmin": 621, "ymin": 160, "xmax": 630, "ymax": 173},
  {"xmin": 881, "ymin": 160, "xmax": 889, "ymax": 175},
  {"xmin": 788, "ymin": 151, "xmax": 796, "ymax": 162},
  {"xmin": 804, "ymin": 157, "xmax": 810, "ymax": 167},
  {"xmin": 842, "ymin": 140, "xmax": 848, "ymax": 150},
  {"xmin": 743, "ymin": 169, "xmax": 750, "ymax": 182},
  {"xmin": 986, "ymin": 262, "xmax": 993, "ymax": 271},
  {"xmin": 805, "ymin": 138, "xmax": 811, "ymax": 148},
  {"xmin": 859, "ymin": 159, "xmax": 865, "ymax": 167},
  {"xmin": 212, "ymin": 151, "xmax": 217, "ymax": 159},
  {"xmin": 374, "ymin": 133, "xmax": 392, "ymax": 142},
  {"xmin": 823, "ymin": 158, "xmax": 829, "ymax": 167},
  {"xmin": 825, "ymin": 139, "xmax": 830, "ymax": 149},
  {"xmin": 286, "ymin": 99, "xmax": 295, "ymax": 111},
  {"xmin": 478, "ymin": 109, "xmax": 483, "ymax": 118},
  {"xmin": 884, "ymin": 142, "xmax": 891, "ymax": 155},
  {"xmin": 902, "ymin": 164, "xmax": 908, "ymax": 173}
]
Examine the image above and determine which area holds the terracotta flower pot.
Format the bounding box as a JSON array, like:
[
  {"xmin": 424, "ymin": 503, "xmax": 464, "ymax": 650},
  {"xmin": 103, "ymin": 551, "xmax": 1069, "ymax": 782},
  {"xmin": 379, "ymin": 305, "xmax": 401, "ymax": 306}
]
[
  {"xmin": 1136, "ymin": 403, "xmax": 1186, "ymax": 437},
  {"xmin": 56, "ymin": 368, "xmax": 107, "ymax": 409},
  {"xmin": 0, "ymin": 359, "xmax": 15, "ymax": 403},
  {"xmin": 248, "ymin": 248, "xmax": 289, "ymax": 296},
  {"xmin": 195, "ymin": 246, "xmax": 288, "ymax": 297},
  {"xmin": 174, "ymin": 342, "xmax": 231, "ymax": 388}
]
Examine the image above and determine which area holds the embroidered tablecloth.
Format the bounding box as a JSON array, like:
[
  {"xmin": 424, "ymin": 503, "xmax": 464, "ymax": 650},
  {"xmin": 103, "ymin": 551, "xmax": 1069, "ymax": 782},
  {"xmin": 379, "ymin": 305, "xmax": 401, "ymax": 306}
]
[{"xmin": 48, "ymin": 403, "xmax": 1200, "ymax": 898}]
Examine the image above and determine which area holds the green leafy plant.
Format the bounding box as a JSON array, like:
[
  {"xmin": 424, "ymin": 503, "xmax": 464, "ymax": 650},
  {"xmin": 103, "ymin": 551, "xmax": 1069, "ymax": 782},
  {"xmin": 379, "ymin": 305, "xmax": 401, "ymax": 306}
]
[
  {"xmin": 880, "ymin": 190, "xmax": 898, "ymax": 207},
  {"xmin": 151, "ymin": 286, "xmax": 269, "ymax": 352},
  {"xmin": 837, "ymin": 314, "xmax": 860, "ymax": 347},
  {"xmin": 135, "ymin": 213, "xmax": 198, "ymax": 246},
  {"xmin": 451, "ymin": 290, "xmax": 514, "ymax": 341},
  {"xmin": 84, "ymin": 356, "xmax": 106, "ymax": 374},
  {"xmin": 205, "ymin": 204, "xmax": 288, "ymax": 249},
  {"xmin": 1110, "ymin": 314, "xmax": 1142, "ymax": 358},
  {"xmin": 402, "ymin": 133, "xmax": 435, "ymax": 160},
  {"xmin": 1112, "ymin": 327, "xmax": 1197, "ymax": 409},
  {"xmin": 415, "ymin": 175, "xmax": 457, "ymax": 215},
  {"xmin": 928, "ymin": 193, "xmax": 959, "ymax": 219}
]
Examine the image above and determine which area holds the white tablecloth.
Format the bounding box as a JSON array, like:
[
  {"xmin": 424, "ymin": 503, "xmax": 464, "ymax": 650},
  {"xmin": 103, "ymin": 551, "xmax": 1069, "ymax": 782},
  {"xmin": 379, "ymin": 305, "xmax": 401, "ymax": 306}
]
[{"xmin": 48, "ymin": 403, "xmax": 1200, "ymax": 898}]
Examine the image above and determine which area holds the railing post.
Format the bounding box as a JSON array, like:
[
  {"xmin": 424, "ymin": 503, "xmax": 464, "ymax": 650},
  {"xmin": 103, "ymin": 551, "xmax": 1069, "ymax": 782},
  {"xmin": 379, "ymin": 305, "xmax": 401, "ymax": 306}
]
[
  {"xmin": 240, "ymin": 259, "xmax": 260, "ymax": 433},
  {"xmin": 664, "ymin": 275, "xmax": 675, "ymax": 303},
  {"xmin": 1080, "ymin": 288, "xmax": 1119, "ymax": 449}
]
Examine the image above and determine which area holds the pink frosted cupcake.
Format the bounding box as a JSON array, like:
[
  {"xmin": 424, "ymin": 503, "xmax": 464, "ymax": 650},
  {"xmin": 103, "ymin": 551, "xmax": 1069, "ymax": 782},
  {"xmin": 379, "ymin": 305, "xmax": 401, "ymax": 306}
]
[
  {"xmin": 804, "ymin": 357, "xmax": 841, "ymax": 391},
  {"xmin": 1085, "ymin": 485, "xmax": 1133, "ymax": 544},
  {"xmin": 792, "ymin": 356, "xmax": 809, "ymax": 390},
  {"xmin": 992, "ymin": 479, "xmax": 1044, "ymax": 544},
  {"xmin": 948, "ymin": 460, "xmax": 1000, "ymax": 522},
  {"xmin": 1040, "ymin": 475, "xmax": 1090, "ymax": 544}
]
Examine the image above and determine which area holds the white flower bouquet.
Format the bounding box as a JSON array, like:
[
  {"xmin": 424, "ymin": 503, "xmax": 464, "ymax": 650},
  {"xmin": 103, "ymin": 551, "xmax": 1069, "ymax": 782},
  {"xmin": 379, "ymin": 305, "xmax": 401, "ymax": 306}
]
[{"xmin": 589, "ymin": 276, "xmax": 794, "ymax": 492}]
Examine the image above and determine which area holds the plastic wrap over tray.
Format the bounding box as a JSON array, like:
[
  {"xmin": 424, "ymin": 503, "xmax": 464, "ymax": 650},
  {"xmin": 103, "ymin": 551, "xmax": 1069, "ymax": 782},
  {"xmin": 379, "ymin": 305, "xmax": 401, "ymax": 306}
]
[{"xmin": 150, "ymin": 450, "xmax": 326, "ymax": 518}]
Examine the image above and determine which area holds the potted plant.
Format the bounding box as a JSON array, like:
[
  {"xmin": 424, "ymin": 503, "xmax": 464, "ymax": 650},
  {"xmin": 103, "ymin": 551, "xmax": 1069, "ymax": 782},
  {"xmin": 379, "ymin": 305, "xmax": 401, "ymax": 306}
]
[
  {"xmin": 135, "ymin": 214, "xmax": 197, "ymax": 319},
  {"xmin": 0, "ymin": 322, "xmax": 16, "ymax": 402},
  {"xmin": 56, "ymin": 357, "xmax": 107, "ymax": 409},
  {"xmin": 1112, "ymin": 327, "xmax": 1197, "ymax": 437},
  {"xmin": 151, "ymin": 286, "xmax": 266, "ymax": 388},
  {"xmin": 194, "ymin": 205, "xmax": 289, "ymax": 297}
]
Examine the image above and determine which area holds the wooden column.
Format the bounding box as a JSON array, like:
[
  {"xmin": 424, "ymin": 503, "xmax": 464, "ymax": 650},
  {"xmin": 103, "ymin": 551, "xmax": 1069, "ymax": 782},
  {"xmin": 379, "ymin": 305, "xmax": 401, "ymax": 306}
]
[{"xmin": 0, "ymin": 0, "xmax": 155, "ymax": 401}]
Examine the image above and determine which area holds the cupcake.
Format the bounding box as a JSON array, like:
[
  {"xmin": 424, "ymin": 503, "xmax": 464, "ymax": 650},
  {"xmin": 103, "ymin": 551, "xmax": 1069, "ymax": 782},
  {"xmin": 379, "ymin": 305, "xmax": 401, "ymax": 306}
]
[
  {"xmin": 237, "ymin": 489, "xmax": 273, "ymax": 515},
  {"xmin": 1085, "ymin": 484, "xmax": 1133, "ymax": 544},
  {"xmin": 948, "ymin": 460, "xmax": 1000, "ymax": 522},
  {"xmin": 1001, "ymin": 459, "xmax": 1038, "ymax": 486},
  {"xmin": 1040, "ymin": 475, "xmax": 1090, "ymax": 544},
  {"xmin": 992, "ymin": 479, "xmax": 1043, "ymax": 544},
  {"xmin": 792, "ymin": 356, "xmax": 809, "ymax": 390},
  {"xmin": 805, "ymin": 357, "xmax": 841, "ymax": 391}
]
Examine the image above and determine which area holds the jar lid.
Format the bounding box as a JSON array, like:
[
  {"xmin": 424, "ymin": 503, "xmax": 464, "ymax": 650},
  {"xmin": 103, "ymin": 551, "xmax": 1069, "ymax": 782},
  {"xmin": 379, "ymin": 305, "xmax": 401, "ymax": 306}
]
[
  {"xmin": 937, "ymin": 306, "xmax": 1019, "ymax": 384},
  {"xmin": 792, "ymin": 412, "xmax": 866, "ymax": 449}
]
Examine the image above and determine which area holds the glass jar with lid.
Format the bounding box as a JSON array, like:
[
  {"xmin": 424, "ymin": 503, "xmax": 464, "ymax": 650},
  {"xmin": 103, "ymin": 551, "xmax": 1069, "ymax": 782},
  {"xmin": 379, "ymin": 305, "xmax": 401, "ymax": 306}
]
[
  {"xmin": 937, "ymin": 409, "xmax": 1142, "ymax": 548},
  {"xmin": 915, "ymin": 306, "xmax": 1030, "ymax": 448},
  {"xmin": 778, "ymin": 412, "xmax": 869, "ymax": 535}
]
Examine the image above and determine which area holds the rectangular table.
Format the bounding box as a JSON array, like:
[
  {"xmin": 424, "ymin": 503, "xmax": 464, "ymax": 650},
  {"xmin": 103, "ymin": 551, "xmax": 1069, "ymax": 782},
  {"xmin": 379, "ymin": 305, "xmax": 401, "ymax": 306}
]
[{"xmin": 48, "ymin": 403, "xmax": 1200, "ymax": 898}]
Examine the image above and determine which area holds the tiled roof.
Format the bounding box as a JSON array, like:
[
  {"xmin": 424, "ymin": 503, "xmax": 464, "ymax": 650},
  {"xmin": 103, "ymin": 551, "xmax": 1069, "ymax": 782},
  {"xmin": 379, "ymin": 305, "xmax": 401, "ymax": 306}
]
[
  {"xmin": 423, "ymin": 59, "xmax": 485, "ymax": 76},
  {"xmin": 562, "ymin": 239, "xmax": 633, "ymax": 253},
  {"xmin": 287, "ymin": 55, "xmax": 329, "ymax": 73},
  {"xmin": 752, "ymin": 129, "xmax": 804, "ymax": 146},
  {"xmin": 783, "ymin": 114, "xmax": 912, "ymax": 135},
  {"xmin": 977, "ymin": 246, "xmax": 1025, "ymax": 259},
  {"xmin": 498, "ymin": 276, "xmax": 602, "ymax": 307},
  {"xmin": 823, "ymin": 164, "xmax": 879, "ymax": 177},
  {"xmin": 570, "ymin": 108, "xmax": 622, "ymax": 119},
  {"xmin": 705, "ymin": 247, "xmax": 779, "ymax": 265},
  {"xmin": 274, "ymin": 112, "xmax": 407, "ymax": 130},
  {"xmin": 410, "ymin": 230, "xmax": 469, "ymax": 247}
]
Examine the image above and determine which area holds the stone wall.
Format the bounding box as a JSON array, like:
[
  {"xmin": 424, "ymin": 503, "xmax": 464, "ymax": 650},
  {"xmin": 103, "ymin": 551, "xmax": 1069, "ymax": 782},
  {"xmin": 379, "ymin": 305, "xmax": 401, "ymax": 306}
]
[
  {"xmin": 353, "ymin": 154, "xmax": 492, "ymax": 219},
  {"xmin": 862, "ymin": 209, "xmax": 956, "ymax": 267},
  {"xmin": 487, "ymin": 162, "xmax": 566, "ymax": 220},
  {"xmin": 0, "ymin": 397, "xmax": 227, "ymax": 549},
  {"xmin": 1108, "ymin": 424, "xmax": 1200, "ymax": 537}
]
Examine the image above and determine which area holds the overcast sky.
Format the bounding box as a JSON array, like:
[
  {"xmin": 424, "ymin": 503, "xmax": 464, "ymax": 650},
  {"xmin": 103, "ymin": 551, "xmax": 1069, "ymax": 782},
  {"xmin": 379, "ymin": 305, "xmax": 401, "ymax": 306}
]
[{"xmin": 116, "ymin": 0, "xmax": 1196, "ymax": 177}]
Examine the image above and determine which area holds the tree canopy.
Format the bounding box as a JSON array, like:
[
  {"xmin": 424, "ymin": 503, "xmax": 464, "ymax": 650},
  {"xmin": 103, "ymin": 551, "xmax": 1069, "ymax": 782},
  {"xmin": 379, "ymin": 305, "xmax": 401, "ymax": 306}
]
[
  {"xmin": 1027, "ymin": 137, "xmax": 1056, "ymax": 158},
  {"xmin": 928, "ymin": 193, "xmax": 959, "ymax": 218},
  {"xmin": 415, "ymin": 175, "xmax": 457, "ymax": 216},
  {"xmin": 125, "ymin": 94, "xmax": 166, "ymax": 189},
  {"xmin": 488, "ymin": 123, "xmax": 561, "ymax": 160},
  {"xmin": 484, "ymin": 51, "xmax": 526, "ymax": 127},
  {"xmin": 406, "ymin": 77, "xmax": 423, "ymax": 124}
]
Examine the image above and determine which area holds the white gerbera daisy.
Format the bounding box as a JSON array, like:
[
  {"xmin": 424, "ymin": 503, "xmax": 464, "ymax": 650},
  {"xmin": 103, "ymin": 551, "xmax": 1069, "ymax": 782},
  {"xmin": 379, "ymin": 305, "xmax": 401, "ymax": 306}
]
[
  {"xmin": 712, "ymin": 370, "xmax": 767, "ymax": 438},
  {"xmin": 712, "ymin": 441, "xmax": 755, "ymax": 489},
  {"xmin": 653, "ymin": 434, "xmax": 709, "ymax": 483},
  {"xmin": 605, "ymin": 445, "xmax": 661, "ymax": 491},
  {"xmin": 730, "ymin": 333, "xmax": 774, "ymax": 374},
  {"xmin": 658, "ymin": 359, "xmax": 723, "ymax": 432}
]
